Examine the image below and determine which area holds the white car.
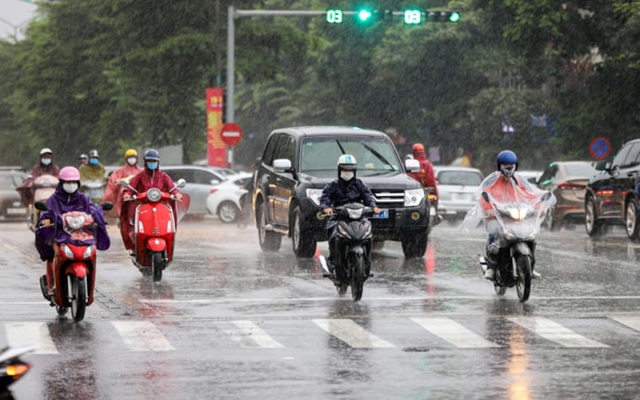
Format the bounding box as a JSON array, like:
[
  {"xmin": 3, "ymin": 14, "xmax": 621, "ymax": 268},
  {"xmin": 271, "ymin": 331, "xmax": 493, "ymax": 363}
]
[
  {"xmin": 205, "ymin": 173, "xmax": 253, "ymax": 223},
  {"xmin": 433, "ymin": 166, "xmax": 484, "ymax": 222}
]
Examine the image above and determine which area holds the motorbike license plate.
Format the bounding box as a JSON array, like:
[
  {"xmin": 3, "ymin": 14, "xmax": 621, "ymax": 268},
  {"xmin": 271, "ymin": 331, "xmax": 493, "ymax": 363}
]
[
  {"xmin": 7, "ymin": 207, "xmax": 27, "ymax": 215},
  {"xmin": 372, "ymin": 209, "xmax": 388, "ymax": 219}
]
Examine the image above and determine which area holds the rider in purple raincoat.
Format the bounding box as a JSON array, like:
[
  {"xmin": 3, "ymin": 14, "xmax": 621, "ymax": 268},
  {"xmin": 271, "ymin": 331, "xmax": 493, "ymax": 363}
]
[{"xmin": 35, "ymin": 167, "xmax": 110, "ymax": 262}]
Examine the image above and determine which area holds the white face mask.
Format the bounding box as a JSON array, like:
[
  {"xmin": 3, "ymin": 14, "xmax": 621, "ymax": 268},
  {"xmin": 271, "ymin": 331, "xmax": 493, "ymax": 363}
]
[
  {"xmin": 41, "ymin": 158, "xmax": 52, "ymax": 166},
  {"xmin": 63, "ymin": 183, "xmax": 78, "ymax": 194},
  {"xmin": 127, "ymin": 157, "xmax": 137, "ymax": 166},
  {"xmin": 500, "ymin": 165, "xmax": 515, "ymax": 178},
  {"xmin": 340, "ymin": 171, "xmax": 355, "ymax": 181}
]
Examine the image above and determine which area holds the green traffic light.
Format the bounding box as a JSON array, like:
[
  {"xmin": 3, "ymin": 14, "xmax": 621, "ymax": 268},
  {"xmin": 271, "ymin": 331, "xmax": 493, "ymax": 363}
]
[
  {"xmin": 358, "ymin": 9, "xmax": 373, "ymax": 21},
  {"xmin": 449, "ymin": 12, "xmax": 460, "ymax": 22}
]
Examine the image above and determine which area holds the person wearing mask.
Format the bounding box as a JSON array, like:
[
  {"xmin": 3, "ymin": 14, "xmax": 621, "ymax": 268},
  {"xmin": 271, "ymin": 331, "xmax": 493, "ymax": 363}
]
[
  {"xmin": 78, "ymin": 149, "xmax": 106, "ymax": 183},
  {"xmin": 17, "ymin": 148, "xmax": 60, "ymax": 205},
  {"xmin": 78, "ymin": 154, "xmax": 88, "ymax": 166},
  {"xmin": 407, "ymin": 143, "xmax": 436, "ymax": 189},
  {"xmin": 35, "ymin": 166, "xmax": 110, "ymax": 296},
  {"xmin": 120, "ymin": 149, "xmax": 182, "ymax": 251},
  {"xmin": 319, "ymin": 154, "xmax": 381, "ymax": 271},
  {"xmin": 102, "ymin": 149, "xmax": 143, "ymax": 218}
]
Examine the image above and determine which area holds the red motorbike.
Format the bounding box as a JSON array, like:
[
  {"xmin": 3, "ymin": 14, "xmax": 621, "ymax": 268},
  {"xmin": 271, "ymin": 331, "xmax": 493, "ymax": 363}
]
[
  {"xmin": 122, "ymin": 179, "xmax": 189, "ymax": 282},
  {"xmin": 36, "ymin": 203, "xmax": 113, "ymax": 322}
]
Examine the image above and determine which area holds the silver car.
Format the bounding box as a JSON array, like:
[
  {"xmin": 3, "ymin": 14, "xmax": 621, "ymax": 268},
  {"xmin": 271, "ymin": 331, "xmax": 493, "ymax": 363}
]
[
  {"xmin": 433, "ymin": 166, "xmax": 484, "ymax": 222},
  {"xmin": 162, "ymin": 166, "xmax": 235, "ymax": 215}
]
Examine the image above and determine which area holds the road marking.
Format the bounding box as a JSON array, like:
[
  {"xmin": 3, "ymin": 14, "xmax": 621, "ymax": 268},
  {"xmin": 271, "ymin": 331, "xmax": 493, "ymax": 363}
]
[
  {"xmin": 5, "ymin": 322, "xmax": 58, "ymax": 354},
  {"xmin": 223, "ymin": 320, "xmax": 284, "ymax": 348},
  {"xmin": 610, "ymin": 316, "xmax": 640, "ymax": 332},
  {"xmin": 411, "ymin": 317, "xmax": 500, "ymax": 348},
  {"xmin": 110, "ymin": 321, "xmax": 175, "ymax": 352},
  {"xmin": 312, "ymin": 319, "xmax": 395, "ymax": 348},
  {"xmin": 507, "ymin": 317, "xmax": 608, "ymax": 348}
]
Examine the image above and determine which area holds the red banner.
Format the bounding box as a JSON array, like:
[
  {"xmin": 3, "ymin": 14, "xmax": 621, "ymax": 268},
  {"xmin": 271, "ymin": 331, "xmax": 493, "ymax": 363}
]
[{"xmin": 206, "ymin": 88, "xmax": 226, "ymax": 167}]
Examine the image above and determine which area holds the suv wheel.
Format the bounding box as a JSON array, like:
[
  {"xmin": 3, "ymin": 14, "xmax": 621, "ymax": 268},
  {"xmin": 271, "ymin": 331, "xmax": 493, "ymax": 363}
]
[
  {"xmin": 625, "ymin": 197, "xmax": 640, "ymax": 240},
  {"xmin": 401, "ymin": 231, "xmax": 428, "ymax": 258},
  {"xmin": 585, "ymin": 196, "xmax": 603, "ymax": 237},
  {"xmin": 257, "ymin": 202, "xmax": 282, "ymax": 251},
  {"xmin": 292, "ymin": 206, "xmax": 317, "ymax": 258}
]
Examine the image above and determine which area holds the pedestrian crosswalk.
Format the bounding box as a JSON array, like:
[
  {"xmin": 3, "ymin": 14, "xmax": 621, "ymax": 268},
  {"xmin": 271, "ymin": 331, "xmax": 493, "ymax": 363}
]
[{"xmin": 2, "ymin": 316, "xmax": 639, "ymax": 354}]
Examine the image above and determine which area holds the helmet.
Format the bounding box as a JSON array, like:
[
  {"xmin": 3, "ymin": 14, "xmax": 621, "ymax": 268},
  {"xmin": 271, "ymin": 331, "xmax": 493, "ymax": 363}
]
[
  {"xmin": 496, "ymin": 150, "xmax": 518, "ymax": 170},
  {"xmin": 144, "ymin": 149, "xmax": 160, "ymax": 161},
  {"xmin": 40, "ymin": 148, "xmax": 52, "ymax": 156},
  {"xmin": 78, "ymin": 153, "xmax": 88, "ymax": 160},
  {"xmin": 412, "ymin": 143, "xmax": 425, "ymax": 153},
  {"xmin": 59, "ymin": 166, "xmax": 81, "ymax": 181},
  {"xmin": 337, "ymin": 154, "xmax": 357, "ymax": 170},
  {"xmin": 125, "ymin": 149, "xmax": 138, "ymax": 158},
  {"xmin": 88, "ymin": 149, "xmax": 99, "ymax": 159}
]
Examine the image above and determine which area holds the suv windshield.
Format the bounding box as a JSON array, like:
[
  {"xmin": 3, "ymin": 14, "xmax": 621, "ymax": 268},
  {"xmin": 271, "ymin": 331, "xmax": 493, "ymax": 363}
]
[{"xmin": 299, "ymin": 137, "xmax": 401, "ymax": 178}]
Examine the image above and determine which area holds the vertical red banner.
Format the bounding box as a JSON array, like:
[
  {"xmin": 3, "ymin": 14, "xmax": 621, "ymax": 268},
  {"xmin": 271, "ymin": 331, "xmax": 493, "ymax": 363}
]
[{"xmin": 206, "ymin": 88, "xmax": 226, "ymax": 167}]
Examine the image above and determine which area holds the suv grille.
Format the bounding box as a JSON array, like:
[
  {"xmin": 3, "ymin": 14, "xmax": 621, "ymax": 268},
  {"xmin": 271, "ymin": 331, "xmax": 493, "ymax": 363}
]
[{"xmin": 372, "ymin": 189, "xmax": 404, "ymax": 207}]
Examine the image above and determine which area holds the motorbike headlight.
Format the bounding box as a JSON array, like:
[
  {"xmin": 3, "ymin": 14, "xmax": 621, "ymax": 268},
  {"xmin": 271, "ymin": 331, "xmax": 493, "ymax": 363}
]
[
  {"xmin": 306, "ymin": 189, "xmax": 323, "ymax": 206},
  {"xmin": 507, "ymin": 207, "xmax": 528, "ymax": 221},
  {"xmin": 65, "ymin": 215, "xmax": 86, "ymax": 230},
  {"xmin": 404, "ymin": 189, "xmax": 425, "ymax": 207},
  {"xmin": 83, "ymin": 245, "xmax": 96, "ymax": 259},
  {"xmin": 62, "ymin": 244, "xmax": 74, "ymax": 259},
  {"xmin": 347, "ymin": 208, "xmax": 363, "ymax": 219},
  {"xmin": 147, "ymin": 188, "xmax": 162, "ymax": 202}
]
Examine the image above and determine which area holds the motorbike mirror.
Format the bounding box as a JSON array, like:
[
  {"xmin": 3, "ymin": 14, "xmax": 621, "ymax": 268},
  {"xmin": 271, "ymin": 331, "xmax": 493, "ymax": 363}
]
[
  {"xmin": 34, "ymin": 201, "xmax": 48, "ymax": 211},
  {"xmin": 540, "ymin": 192, "xmax": 552, "ymax": 202},
  {"xmin": 101, "ymin": 202, "xmax": 114, "ymax": 211},
  {"xmin": 481, "ymin": 192, "xmax": 489, "ymax": 202},
  {"xmin": 177, "ymin": 178, "xmax": 186, "ymax": 188}
]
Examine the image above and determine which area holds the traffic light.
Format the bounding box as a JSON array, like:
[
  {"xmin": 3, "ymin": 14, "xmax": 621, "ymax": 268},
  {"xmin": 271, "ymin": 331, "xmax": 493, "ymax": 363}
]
[
  {"xmin": 324, "ymin": 9, "xmax": 461, "ymax": 25},
  {"xmin": 404, "ymin": 9, "xmax": 421, "ymax": 25},
  {"xmin": 426, "ymin": 11, "xmax": 461, "ymax": 22},
  {"xmin": 356, "ymin": 8, "xmax": 375, "ymax": 23},
  {"xmin": 326, "ymin": 9, "xmax": 343, "ymax": 24}
]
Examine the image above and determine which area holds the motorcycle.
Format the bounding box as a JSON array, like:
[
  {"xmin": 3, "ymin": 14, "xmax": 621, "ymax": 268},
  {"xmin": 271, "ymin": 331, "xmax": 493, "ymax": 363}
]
[
  {"xmin": 0, "ymin": 345, "xmax": 37, "ymax": 398},
  {"xmin": 35, "ymin": 202, "xmax": 113, "ymax": 322},
  {"xmin": 122, "ymin": 179, "xmax": 188, "ymax": 282},
  {"xmin": 80, "ymin": 179, "xmax": 106, "ymax": 207},
  {"xmin": 27, "ymin": 175, "xmax": 59, "ymax": 232},
  {"xmin": 478, "ymin": 191, "xmax": 552, "ymax": 302},
  {"xmin": 319, "ymin": 203, "xmax": 375, "ymax": 302}
]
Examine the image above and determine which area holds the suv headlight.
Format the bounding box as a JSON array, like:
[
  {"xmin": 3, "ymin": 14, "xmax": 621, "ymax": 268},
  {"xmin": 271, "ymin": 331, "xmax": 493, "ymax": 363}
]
[
  {"xmin": 404, "ymin": 188, "xmax": 425, "ymax": 207},
  {"xmin": 306, "ymin": 189, "xmax": 323, "ymax": 206}
]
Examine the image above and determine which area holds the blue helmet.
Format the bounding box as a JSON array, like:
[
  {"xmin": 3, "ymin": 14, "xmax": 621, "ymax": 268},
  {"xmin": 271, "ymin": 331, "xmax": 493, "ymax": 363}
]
[
  {"xmin": 143, "ymin": 149, "xmax": 160, "ymax": 161},
  {"xmin": 496, "ymin": 150, "xmax": 518, "ymax": 171}
]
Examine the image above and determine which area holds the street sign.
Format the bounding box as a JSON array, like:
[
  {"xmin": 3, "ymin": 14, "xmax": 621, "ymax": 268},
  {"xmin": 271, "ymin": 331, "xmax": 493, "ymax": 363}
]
[
  {"xmin": 220, "ymin": 122, "xmax": 243, "ymax": 146},
  {"xmin": 590, "ymin": 137, "xmax": 611, "ymax": 160}
]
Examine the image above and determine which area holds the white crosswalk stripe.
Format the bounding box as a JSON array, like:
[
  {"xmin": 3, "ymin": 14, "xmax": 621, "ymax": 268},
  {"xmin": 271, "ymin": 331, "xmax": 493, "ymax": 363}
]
[
  {"xmin": 610, "ymin": 316, "xmax": 640, "ymax": 332},
  {"xmin": 411, "ymin": 317, "xmax": 501, "ymax": 348},
  {"xmin": 5, "ymin": 322, "xmax": 58, "ymax": 355},
  {"xmin": 312, "ymin": 319, "xmax": 395, "ymax": 348},
  {"xmin": 110, "ymin": 321, "xmax": 175, "ymax": 352},
  {"xmin": 222, "ymin": 320, "xmax": 284, "ymax": 348},
  {"xmin": 507, "ymin": 317, "xmax": 609, "ymax": 348}
]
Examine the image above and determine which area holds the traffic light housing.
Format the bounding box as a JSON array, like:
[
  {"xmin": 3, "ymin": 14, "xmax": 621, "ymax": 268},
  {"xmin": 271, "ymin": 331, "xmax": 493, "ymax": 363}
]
[
  {"xmin": 325, "ymin": 9, "xmax": 461, "ymax": 25},
  {"xmin": 426, "ymin": 11, "xmax": 461, "ymax": 22}
]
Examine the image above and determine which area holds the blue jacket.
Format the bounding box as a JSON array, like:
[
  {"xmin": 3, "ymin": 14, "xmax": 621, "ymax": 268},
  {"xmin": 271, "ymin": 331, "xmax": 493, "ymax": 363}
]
[{"xmin": 319, "ymin": 178, "xmax": 377, "ymax": 210}]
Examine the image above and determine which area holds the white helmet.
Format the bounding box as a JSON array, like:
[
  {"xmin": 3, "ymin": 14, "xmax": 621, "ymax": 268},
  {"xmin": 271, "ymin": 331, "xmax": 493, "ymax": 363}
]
[
  {"xmin": 337, "ymin": 154, "xmax": 357, "ymax": 170},
  {"xmin": 40, "ymin": 148, "xmax": 53, "ymax": 156}
]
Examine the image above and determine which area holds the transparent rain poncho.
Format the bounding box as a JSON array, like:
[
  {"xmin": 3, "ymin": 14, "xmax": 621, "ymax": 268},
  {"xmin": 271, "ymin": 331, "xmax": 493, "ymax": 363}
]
[{"xmin": 461, "ymin": 171, "xmax": 556, "ymax": 238}]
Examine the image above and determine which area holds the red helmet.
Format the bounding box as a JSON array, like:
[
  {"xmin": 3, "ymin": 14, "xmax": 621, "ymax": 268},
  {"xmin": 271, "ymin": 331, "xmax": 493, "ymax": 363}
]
[{"xmin": 412, "ymin": 143, "xmax": 425, "ymax": 153}]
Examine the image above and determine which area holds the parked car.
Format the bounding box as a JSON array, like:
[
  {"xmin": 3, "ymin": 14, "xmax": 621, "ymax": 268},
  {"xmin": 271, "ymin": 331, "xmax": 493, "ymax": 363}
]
[
  {"xmin": 253, "ymin": 126, "xmax": 430, "ymax": 258},
  {"xmin": 585, "ymin": 138, "xmax": 640, "ymax": 239},
  {"xmin": 432, "ymin": 166, "xmax": 484, "ymax": 223},
  {"xmin": 0, "ymin": 169, "xmax": 29, "ymax": 220},
  {"xmin": 205, "ymin": 173, "xmax": 253, "ymax": 223},
  {"xmin": 537, "ymin": 161, "xmax": 598, "ymax": 230},
  {"xmin": 163, "ymin": 166, "xmax": 235, "ymax": 215},
  {"xmin": 518, "ymin": 170, "xmax": 543, "ymax": 184}
]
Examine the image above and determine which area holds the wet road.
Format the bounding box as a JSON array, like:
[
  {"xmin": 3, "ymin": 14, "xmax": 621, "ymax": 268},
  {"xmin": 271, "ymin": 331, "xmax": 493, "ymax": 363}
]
[{"xmin": 1, "ymin": 219, "xmax": 640, "ymax": 398}]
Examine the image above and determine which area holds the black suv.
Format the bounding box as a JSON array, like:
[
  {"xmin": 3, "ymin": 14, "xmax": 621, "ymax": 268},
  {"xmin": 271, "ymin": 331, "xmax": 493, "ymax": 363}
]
[
  {"xmin": 252, "ymin": 126, "xmax": 430, "ymax": 258},
  {"xmin": 585, "ymin": 138, "xmax": 640, "ymax": 238}
]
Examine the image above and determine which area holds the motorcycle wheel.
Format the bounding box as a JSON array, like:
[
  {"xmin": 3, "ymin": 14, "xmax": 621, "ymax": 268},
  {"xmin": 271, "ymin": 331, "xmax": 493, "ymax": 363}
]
[
  {"xmin": 70, "ymin": 276, "xmax": 86, "ymax": 322},
  {"xmin": 257, "ymin": 203, "xmax": 282, "ymax": 252},
  {"xmin": 292, "ymin": 207, "xmax": 316, "ymax": 258},
  {"xmin": 494, "ymin": 284, "xmax": 506, "ymax": 296},
  {"xmin": 350, "ymin": 255, "xmax": 365, "ymax": 302},
  {"xmin": 152, "ymin": 252, "xmax": 164, "ymax": 282},
  {"xmin": 515, "ymin": 255, "xmax": 532, "ymax": 302}
]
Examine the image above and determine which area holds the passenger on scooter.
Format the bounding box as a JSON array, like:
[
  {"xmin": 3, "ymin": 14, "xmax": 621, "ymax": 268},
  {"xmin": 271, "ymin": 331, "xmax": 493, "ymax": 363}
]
[
  {"xmin": 477, "ymin": 150, "xmax": 542, "ymax": 281},
  {"xmin": 102, "ymin": 149, "xmax": 143, "ymax": 218},
  {"xmin": 120, "ymin": 149, "xmax": 182, "ymax": 251},
  {"xmin": 35, "ymin": 166, "xmax": 110, "ymax": 295},
  {"xmin": 78, "ymin": 153, "xmax": 88, "ymax": 166},
  {"xmin": 79, "ymin": 149, "xmax": 106, "ymax": 183},
  {"xmin": 320, "ymin": 154, "xmax": 381, "ymax": 271},
  {"xmin": 17, "ymin": 148, "xmax": 60, "ymax": 206},
  {"xmin": 407, "ymin": 143, "xmax": 436, "ymax": 189}
]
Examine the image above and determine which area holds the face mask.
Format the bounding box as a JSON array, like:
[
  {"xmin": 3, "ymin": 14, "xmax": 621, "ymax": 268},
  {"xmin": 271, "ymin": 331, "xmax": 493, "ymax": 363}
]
[
  {"xmin": 41, "ymin": 158, "xmax": 51, "ymax": 166},
  {"xmin": 500, "ymin": 165, "xmax": 515, "ymax": 178},
  {"xmin": 63, "ymin": 183, "xmax": 78, "ymax": 194},
  {"xmin": 127, "ymin": 157, "xmax": 137, "ymax": 166},
  {"xmin": 89, "ymin": 158, "xmax": 99, "ymax": 165},
  {"xmin": 340, "ymin": 171, "xmax": 354, "ymax": 181},
  {"xmin": 147, "ymin": 161, "xmax": 158, "ymax": 170}
]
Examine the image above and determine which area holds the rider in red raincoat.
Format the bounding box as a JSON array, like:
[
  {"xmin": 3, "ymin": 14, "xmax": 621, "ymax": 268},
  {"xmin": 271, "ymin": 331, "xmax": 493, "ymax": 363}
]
[{"xmin": 102, "ymin": 149, "xmax": 143, "ymax": 219}]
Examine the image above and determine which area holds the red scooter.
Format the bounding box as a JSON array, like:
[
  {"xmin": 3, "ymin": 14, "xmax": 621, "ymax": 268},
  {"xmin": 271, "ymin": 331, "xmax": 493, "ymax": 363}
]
[
  {"xmin": 36, "ymin": 203, "xmax": 113, "ymax": 322},
  {"xmin": 122, "ymin": 179, "xmax": 189, "ymax": 282}
]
